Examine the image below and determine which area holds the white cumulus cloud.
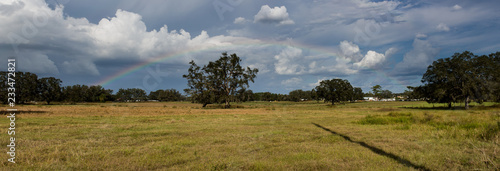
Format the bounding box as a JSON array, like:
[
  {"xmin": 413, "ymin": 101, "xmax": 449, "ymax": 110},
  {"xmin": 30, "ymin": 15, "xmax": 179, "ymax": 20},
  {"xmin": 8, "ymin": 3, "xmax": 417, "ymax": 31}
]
[
  {"xmin": 234, "ymin": 17, "xmax": 247, "ymax": 24},
  {"xmin": 338, "ymin": 41, "xmax": 390, "ymax": 69},
  {"xmin": 436, "ymin": 23, "xmax": 450, "ymax": 32},
  {"xmin": 0, "ymin": 0, "xmax": 256, "ymax": 76},
  {"xmin": 254, "ymin": 5, "xmax": 295, "ymax": 25},
  {"xmin": 339, "ymin": 40, "xmax": 363, "ymax": 62},
  {"xmin": 274, "ymin": 47, "xmax": 304, "ymax": 75},
  {"xmin": 353, "ymin": 50, "xmax": 386, "ymax": 69}
]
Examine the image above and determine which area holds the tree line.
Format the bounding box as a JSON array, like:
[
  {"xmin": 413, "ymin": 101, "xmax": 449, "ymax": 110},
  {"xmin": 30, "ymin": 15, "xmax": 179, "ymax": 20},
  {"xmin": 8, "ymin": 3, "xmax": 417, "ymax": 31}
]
[
  {"xmin": 0, "ymin": 70, "xmax": 363, "ymax": 105},
  {"xmin": 0, "ymin": 72, "xmax": 187, "ymax": 104}
]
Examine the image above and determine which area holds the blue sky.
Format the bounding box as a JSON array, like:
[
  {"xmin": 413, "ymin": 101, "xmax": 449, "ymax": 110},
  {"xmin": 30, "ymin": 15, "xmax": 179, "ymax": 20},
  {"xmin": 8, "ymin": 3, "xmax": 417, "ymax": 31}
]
[{"xmin": 1, "ymin": 0, "xmax": 499, "ymax": 94}]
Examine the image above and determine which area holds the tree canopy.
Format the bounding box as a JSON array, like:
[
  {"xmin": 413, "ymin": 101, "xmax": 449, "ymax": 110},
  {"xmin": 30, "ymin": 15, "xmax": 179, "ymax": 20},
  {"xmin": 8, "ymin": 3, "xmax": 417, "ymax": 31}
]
[
  {"xmin": 415, "ymin": 51, "xmax": 499, "ymax": 109},
  {"xmin": 183, "ymin": 52, "xmax": 258, "ymax": 108},
  {"xmin": 315, "ymin": 79, "xmax": 354, "ymax": 105},
  {"xmin": 38, "ymin": 77, "xmax": 62, "ymax": 105}
]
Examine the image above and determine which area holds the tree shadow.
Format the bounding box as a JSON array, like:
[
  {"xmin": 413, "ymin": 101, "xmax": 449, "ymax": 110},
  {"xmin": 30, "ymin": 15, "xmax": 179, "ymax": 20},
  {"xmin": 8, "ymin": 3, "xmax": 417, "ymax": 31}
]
[
  {"xmin": 400, "ymin": 104, "xmax": 500, "ymax": 111},
  {"xmin": 312, "ymin": 123, "xmax": 430, "ymax": 171},
  {"xmin": 399, "ymin": 106, "xmax": 462, "ymax": 110},
  {"xmin": 203, "ymin": 104, "xmax": 245, "ymax": 109},
  {"xmin": 0, "ymin": 110, "xmax": 48, "ymax": 115}
]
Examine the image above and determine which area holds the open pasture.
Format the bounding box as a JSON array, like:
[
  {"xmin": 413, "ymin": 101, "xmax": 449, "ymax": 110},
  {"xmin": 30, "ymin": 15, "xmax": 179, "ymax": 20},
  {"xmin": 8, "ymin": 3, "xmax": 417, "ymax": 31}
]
[{"xmin": 1, "ymin": 101, "xmax": 499, "ymax": 170}]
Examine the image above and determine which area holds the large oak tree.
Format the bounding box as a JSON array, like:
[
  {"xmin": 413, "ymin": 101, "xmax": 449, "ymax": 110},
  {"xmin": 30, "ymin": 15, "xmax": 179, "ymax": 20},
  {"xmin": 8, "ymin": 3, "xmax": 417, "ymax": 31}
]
[
  {"xmin": 183, "ymin": 52, "xmax": 258, "ymax": 108},
  {"xmin": 418, "ymin": 51, "xmax": 499, "ymax": 109},
  {"xmin": 315, "ymin": 79, "xmax": 354, "ymax": 105}
]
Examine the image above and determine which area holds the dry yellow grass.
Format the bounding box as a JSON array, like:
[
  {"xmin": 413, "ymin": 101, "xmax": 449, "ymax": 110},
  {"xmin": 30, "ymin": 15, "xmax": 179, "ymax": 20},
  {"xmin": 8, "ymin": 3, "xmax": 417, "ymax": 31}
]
[{"xmin": 0, "ymin": 101, "xmax": 499, "ymax": 170}]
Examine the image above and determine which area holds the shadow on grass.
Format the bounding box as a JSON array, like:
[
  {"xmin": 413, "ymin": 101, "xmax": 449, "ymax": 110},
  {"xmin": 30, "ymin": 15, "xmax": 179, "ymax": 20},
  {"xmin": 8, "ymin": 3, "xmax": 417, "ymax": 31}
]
[
  {"xmin": 202, "ymin": 104, "xmax": 246, "ymax": 109},
  {"xmin": 400, "ymin": 104, "xmax": 500, "ymax": 111},
  {"xmin": 0, "ymin": 110, "xmax": 48, "ymax": 115},
  {"xmin": 400, "ymin": 106, "xmax": 463, "ymax": 110},
  {"xmin": 312, "ymin": 123, "xmax": 430, "ymax": 171}
]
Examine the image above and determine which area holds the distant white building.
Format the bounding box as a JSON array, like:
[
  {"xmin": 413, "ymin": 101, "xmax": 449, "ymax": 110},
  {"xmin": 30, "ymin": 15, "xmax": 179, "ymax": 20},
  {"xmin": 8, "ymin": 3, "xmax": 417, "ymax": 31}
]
[
  {"xmin": 363, "ymin": 97, "xmax": 377, "ymax": 101},
  {"xmin": 380, "ymin": 98, "xmax": 396, "ymax": 101}
]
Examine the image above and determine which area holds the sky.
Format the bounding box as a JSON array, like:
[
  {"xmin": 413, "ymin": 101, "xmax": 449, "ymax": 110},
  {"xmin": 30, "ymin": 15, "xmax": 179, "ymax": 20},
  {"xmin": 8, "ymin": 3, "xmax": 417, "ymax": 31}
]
[{"xmin": 1, "ymin": 0, "xmax": 499, "ymax": 94}]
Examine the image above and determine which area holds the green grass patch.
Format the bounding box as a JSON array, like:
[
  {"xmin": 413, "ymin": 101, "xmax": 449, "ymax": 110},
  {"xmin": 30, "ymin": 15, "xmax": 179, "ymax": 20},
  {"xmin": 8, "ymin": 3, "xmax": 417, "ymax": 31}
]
[{"xmin": 357, "ymin": 112, "xmax": 415, "ymax": 125}]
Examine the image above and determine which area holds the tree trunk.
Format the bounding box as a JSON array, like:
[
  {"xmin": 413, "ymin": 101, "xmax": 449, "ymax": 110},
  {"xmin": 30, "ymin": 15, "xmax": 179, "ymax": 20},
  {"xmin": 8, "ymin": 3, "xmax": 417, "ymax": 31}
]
[
  {"xmin": 331, "ymin": 101, "xmax": 335, "ymax": 105},
  {"xmin": 448, "ymin": 102, "xmax": 452, "ymax": 109},
  {"xmin": 202, "ymin": 103, "xmax": 207, "ymax": 107},
  {"xmin": 225, "ymin": 100, "xmax": 230, "ymax": 108},
  {"xmin": 465, "ymin": 96, "xmax": 469, "ymax": 110}
]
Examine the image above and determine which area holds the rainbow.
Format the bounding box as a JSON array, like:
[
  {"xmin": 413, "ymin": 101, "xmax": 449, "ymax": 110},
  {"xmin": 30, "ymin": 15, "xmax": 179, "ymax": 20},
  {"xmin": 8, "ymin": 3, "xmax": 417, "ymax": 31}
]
[{"xmin": 94, "ymin": 40, "xmax": 406, "ymax": 90}]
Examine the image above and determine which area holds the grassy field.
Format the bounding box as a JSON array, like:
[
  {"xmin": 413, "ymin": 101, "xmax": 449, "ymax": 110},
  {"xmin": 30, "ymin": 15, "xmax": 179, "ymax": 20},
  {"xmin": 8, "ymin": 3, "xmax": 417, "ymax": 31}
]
[{"xmin": 1, "ymin": 101, "xmax": 499, "ymax": 170}]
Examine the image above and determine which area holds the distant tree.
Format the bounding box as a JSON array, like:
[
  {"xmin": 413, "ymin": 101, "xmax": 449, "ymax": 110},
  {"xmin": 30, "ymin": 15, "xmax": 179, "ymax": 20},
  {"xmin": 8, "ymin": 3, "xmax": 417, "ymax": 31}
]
[
  {"xmin": 315, "ymin": 79, "xmax": 353, "ymax": 105},
  {"xmin": 116, "ymin": 89, "xmax": 131, "ymax": 101},
  {"xmin": 236, "ymin": 89, "xmax": 254, "ymax": 102},
  {"xmin": 158, "ymin": 89, "xmax": 184, "ymax": 101},
  {"xmin": 371, "ymin": 85, "xmax": 382, "ymax": 99},
  {"xmin": 99, "ymin": 89, "xmax": 114, "ymax": 102},
  {"xmin": 288, "ymin": 89, "xmax": 305, "ymax": 102},
  {"xmin": 244, "ymin": 89, "xmax": 254, "ymax": 102},
  {"xmin": 38, "ymin": 77, "xmax": 62, "ymax": 105},
  {"xmin": 252, "ymin": 92, "xmax": 286, "ymax": 101},
  {"xmin": 262, "ymin": 92, "xmax": 272, "ymax": 101},
  {"xmin": 379, "ymin": 90, "xmax": 393, "ymax": 99},
  {"xmin": 353, "ymin": 87, "xmax": 364, "ymax": 101},
  {"xmin": 116, "ymin": 88, "xmax": 147, "ymax": 102},
  {"xmin": 62, "ymin": 85, "xmax": 86, "ymax": 102},
  {"xmin": 364, "ymin": 92, "xmax": 374, "ymax": 97},
  {"xmin": 287, "ymin": 89, "xmax": 313, "ymax": 102},
  {"xmin": 17, "ymin": 72, "xmax": 39, "ymax": 103},
  {"xmin": 277, "ymin": 93, "xmax": 288, "ymax": 101},
  {"xmin": 87, "ymin": 85, "xmax": 102, "ymax": 102},
  {"xmin": 0, "ymin": 72, "xmax": 7, "ymax": 104},
  {"xmin": 403, "ymin": 86, "xmax": 416, "ymax": 100},
  {"xmin": 183, "ymin": 52, "xmax": 258, "ymax": 108},
  {"xmin": 148, "ymin": 90, "xmax": 161, "ymax": 100},
  {"xmin": 62, "ymin": 85, "xmax": 113, "ymax": 102},
  {"xmin": 0, "ymin": 72, "xmax": 39, "ymax": 104},
  {"xmin": 310, "ymin": 89, "xmax": 319, "ymax": 101}
]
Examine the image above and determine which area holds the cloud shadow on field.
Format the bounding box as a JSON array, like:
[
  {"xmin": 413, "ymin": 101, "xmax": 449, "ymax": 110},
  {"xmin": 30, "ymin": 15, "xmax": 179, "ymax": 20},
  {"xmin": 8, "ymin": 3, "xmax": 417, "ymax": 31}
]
[{"xmin": 312, "ymin": 123, "xmax": 430, "ymax": 171}]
